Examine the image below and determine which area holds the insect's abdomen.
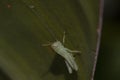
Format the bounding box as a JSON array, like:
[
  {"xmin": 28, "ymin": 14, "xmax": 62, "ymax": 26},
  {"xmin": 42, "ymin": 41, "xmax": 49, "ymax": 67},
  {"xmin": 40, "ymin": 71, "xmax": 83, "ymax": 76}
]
[{"xmin": 53, "ymin": 46, "xmax": 78, "ymax": 71}]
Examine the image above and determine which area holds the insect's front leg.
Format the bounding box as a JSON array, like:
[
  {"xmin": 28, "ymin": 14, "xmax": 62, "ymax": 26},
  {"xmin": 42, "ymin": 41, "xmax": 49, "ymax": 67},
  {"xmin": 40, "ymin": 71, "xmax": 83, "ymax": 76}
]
[
  {"xmin": 42, "ymin": 42, "xmax": 52, "ymax": 46},
  {"xmin": 62, "ymin": 31, "xmax": 66, "ymax": 44}
]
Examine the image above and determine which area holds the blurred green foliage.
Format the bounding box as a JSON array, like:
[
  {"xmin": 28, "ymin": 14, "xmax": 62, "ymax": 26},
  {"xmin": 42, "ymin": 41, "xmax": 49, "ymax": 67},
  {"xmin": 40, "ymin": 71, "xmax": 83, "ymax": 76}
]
[{"xmin": 0, "ymin": 0, "xmax": 99, "ymax": 80}]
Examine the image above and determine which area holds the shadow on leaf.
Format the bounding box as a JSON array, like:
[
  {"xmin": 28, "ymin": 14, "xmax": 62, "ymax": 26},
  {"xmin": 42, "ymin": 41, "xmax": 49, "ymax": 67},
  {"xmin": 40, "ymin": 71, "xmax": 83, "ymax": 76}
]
[{"xmin": 50, "ymin": 54, "xmax": 78, "ymax": 80}]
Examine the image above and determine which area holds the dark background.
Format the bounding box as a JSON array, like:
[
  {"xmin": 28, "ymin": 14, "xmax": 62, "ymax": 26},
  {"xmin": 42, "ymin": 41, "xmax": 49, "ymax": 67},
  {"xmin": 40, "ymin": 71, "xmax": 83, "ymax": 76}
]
[{"xmin": 95, "ymin": 0, "xmax": 120, "ymax": 80}]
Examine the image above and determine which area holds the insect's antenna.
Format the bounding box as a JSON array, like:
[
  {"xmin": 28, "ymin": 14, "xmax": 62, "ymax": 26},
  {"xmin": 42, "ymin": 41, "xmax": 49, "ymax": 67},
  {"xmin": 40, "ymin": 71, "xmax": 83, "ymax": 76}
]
[
  {"xmin": 45, "ymin": 25, "xmax": 58, "ymax": 41},
  {"xmin": 22, "ymin": 1, "xmax": 57, "ymax": 41}
]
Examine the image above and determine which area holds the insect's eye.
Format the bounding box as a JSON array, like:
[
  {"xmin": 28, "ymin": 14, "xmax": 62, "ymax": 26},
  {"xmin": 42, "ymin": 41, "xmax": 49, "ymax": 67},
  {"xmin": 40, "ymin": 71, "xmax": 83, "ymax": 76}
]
[{"xmin": 53, "ymin": 44, "xmax": 58, "ymax": 47}]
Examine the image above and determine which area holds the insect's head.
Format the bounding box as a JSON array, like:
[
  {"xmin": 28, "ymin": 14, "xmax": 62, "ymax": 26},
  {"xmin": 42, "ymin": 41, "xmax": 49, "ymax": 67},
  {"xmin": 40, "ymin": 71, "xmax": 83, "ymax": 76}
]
[{"xmin": 51, "ymin": 41, "xmax": 62, "ymax": 48}]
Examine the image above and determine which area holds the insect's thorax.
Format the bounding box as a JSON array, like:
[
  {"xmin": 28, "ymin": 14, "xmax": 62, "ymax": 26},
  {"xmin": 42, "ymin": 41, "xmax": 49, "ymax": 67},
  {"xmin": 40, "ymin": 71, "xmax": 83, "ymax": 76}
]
[{"xmin": 51, "ymin": 41, "xmax": 68, "ymax": 55}]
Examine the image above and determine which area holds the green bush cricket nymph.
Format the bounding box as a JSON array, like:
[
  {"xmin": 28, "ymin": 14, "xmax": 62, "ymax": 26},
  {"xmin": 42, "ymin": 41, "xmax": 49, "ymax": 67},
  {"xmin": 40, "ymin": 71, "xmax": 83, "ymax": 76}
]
[{"xmin": 42, "ymin": 32, "xmax": 81, "ymax": 74}]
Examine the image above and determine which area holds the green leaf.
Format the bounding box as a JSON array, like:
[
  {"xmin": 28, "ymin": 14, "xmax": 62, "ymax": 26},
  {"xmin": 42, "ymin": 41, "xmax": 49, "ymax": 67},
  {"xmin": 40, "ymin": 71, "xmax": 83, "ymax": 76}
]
[{"xmin": 0, "ymin": 0, "xmax": 101, "ymax": 80}]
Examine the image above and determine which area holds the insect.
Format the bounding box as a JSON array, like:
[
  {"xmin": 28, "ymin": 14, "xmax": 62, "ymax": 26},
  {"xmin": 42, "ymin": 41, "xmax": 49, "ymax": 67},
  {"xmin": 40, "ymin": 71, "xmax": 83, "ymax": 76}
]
[{"xmin": 42, "ymin": 32, "xmax": 81, "ymax": 74}]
